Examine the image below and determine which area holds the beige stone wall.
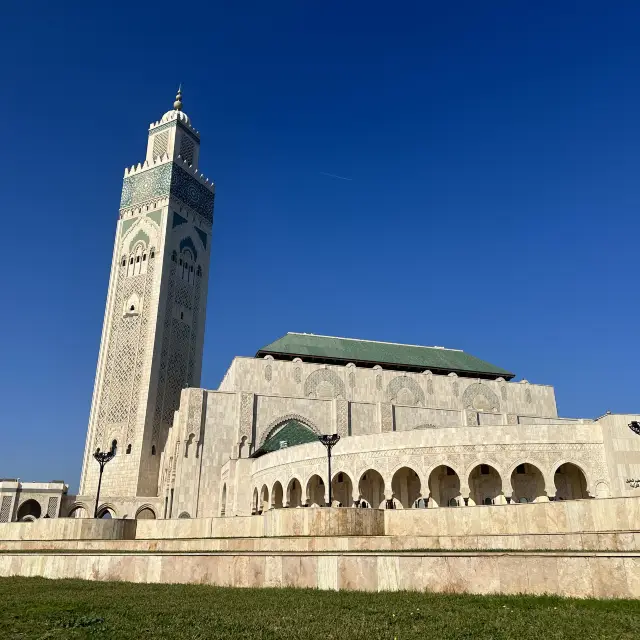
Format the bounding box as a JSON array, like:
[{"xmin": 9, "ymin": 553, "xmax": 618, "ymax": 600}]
[
  {"xmin": 1, "ymin": 551, "xmax": 638, "ymax": 598},
  {"xmin": 221, "ymin": 358, "xmax": 558, "ymax": 423},
  {"xmin": 599, "ymin": 413, "xmax": 640, "ymax": 497}
]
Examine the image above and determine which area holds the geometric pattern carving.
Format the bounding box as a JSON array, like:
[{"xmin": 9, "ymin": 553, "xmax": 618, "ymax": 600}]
[
  {"xmin": 187, "ymin": 390, "xmax": 204, "ymax": 441},
  {"xmin": 335, "ymin": 399, "xmax": 349, "ymax": 438},
  {"xmin": 179, "ymin": 135, "xmax": 195, "ymax": 165},
  {"xmin": 121, "ymin": 163, "xmax": 172, "ymax": 210},
  {"xmin": 152, "ymin": 262, "xmax": 175, "ymax": 444},
  {"xmin": 462, "ymin": 383, "xmax": 500, "ymax": 413},
  {"xmin": 304, "ymin": 369, "xmax": 345, "ymax": 399},
  {"xmin": 153, "ymin": 131, "xmax": 169, "ymax": 159},
  {"xmin": 186, "ymin": 276, "xmax": 201, "ymax": 387},
  {"xmin": 525, "ymin": 388, "xmax": 532, "ymax": 404},
  {"xmin": 170, "ymin": 164, "xmax": 214, "ymax": 223},
  {"xmin": 265, "ymin": 364, "xmax": 272, "ymax": 382},
  {"xmin": 94, "ymin": 251, "xmax": 156, "ymax": 449},
  {"xmin": 386, "ymin": 376, "xmax": 425, "ymax": 406},
  {"xmin": 380, "ymin": 403, "xmax": 394, "ymax": 432},
  {"xmin": 120, "ymin": 163, "xmax": 214, "ymax": 223},
  {"xmin": 501, "ymin": 385, "xmax": 507, "ymax": 401},
  {"xmin": 466, "ymin": 410, "xmax": 479, "ymax": 426},
  {"xmin": 375, "ymin": 374, "xmax": 382, "ymax": 391},
  {"xmin": 46, "ymin": 497, "xmax": 59, "ymax": 518},
  {"xmin": 239, "ymin": 392, "xmax": 254, "ymax": 443},
  {"xmin": 0, "ymin": 496, "xmax": 12, "ymax": 523},
  {"xmin": 507, "ymin": 414, "xmax": 518, "ymax": 426},
  {"xmin": 294, "ymin": 367, "xmax": 301, "ymax": 383}
]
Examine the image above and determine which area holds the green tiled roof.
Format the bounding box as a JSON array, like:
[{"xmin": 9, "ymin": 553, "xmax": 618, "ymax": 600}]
[
  {"xmin": 252, "ymin": 420, "xmax": 318, "ymax": 458},
  {"xmin": 256, "ymin": 333, "xmax": 514, "ymax": 379}
]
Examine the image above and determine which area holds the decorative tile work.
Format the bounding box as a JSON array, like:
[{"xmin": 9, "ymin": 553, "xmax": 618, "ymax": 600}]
[
  {"xmin": 386, "ymin": 376, "xmax": 425, "ymax": 406},
  {"xmin": 170, "ymin": 164, "xmax": 214, "ymax": 222},
  {"xmin": 146, "ymin": 210, "xmax": 163, "ymax": 226},
  {"xmin": 120, "ymin": 163, "xmax": 172, "ymax": 210},
  {"xmin": 128, "ymin": 229, "xmax": 150, "ymax": 252},
  {"xmin": 172, "ymin": 212, "xmax": 187, "ymax": 228},
  {"xmin": 149, "ymin": 121, "xmax": 177, "ymax": 139},
  {"xmin": 0, "ymin": 496, "xmax": 12, "ymax": 523},
  {"xmin": 462, "ymin": 383, "xmax": 500, "ymax": 413}
]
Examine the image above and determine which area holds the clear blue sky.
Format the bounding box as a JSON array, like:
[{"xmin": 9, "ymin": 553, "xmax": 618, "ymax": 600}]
[{"xmin": 1, "ymin": 1, "xmax": 638, "ymax": 490}]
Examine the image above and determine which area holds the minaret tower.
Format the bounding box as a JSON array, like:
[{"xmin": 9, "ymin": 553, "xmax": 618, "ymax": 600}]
[{"xmin": 79, "ymin": 89, "xmax": 214, "ymax": 503}]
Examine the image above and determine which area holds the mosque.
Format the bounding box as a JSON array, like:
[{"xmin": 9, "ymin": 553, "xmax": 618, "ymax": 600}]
[{"xmin": 1, "ymin": 91, "xmax": 639, "ymax": 524}]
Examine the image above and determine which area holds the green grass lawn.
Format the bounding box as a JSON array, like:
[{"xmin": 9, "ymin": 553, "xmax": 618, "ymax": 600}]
[{"xmin": 0, "ymin": 577, "xmax": 639, "ymax": 639}]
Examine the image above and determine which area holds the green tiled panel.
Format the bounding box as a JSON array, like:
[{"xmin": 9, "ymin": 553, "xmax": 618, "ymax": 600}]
[
  {"xmin": 253, "ymin": 420, "xmax": 318, "ymax": 458},
  {"xmin": 257, "ymin": 333, "xmax": 514, "ymax": 378}
]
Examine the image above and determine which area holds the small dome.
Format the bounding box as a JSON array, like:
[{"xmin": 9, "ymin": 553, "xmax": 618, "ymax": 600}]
[{"xmin": 160, "ymin": 109, "xmax": 190, "ymax": 124}]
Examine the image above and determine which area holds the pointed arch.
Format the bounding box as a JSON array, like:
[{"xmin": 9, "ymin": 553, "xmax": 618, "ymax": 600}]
[{"xmin": 256, "ymin": 414, "xmax": 321, "ymax": 449}]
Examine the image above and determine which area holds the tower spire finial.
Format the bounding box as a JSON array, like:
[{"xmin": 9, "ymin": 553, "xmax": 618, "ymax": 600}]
[{"xmin": 173, "ymin": 85, "xmax": 183, "ymax": 111}]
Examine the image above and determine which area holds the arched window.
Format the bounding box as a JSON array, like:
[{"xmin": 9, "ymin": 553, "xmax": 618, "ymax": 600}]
[
  {"xmin": 196, "ymin": 266, "xmax": 202, "ymax": 277},
  {"xmin": 185, "ymin": 434, "xmax": 195, "ymax": 458},
  {"xmin": 126, "ymin": 444, "xmax": 132, "ymax": 454},
  {"xmin": 151, "ymin": 445, "xmax": 156, "ymax": 456},
  {"xmin": 171, "ymin": 251, "xmax": 177, "ymax": 263},
  {"xmin": 17, "ymin": 499, "xmax": 41, "ymax": 521}
]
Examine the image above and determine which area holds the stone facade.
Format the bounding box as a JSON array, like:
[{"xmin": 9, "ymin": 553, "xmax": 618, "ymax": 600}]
[
  {"xmin": 143, "ymin": 355, "xmax": 640, "ymax": 521},
  {"xmin": 0, "ymin": 481, "xmax": 67, "ymax": 522}
]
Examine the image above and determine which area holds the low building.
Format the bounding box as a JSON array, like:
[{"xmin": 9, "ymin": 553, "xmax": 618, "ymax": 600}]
[{"xmin": 0, "ymin": 480, "xmax": 68, "ymax": 522}]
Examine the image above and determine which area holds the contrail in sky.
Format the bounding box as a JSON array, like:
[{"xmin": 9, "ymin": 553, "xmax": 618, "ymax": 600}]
[{"xmin": 320, "ymin": 171, "xmax": 352, "ymax": 181}]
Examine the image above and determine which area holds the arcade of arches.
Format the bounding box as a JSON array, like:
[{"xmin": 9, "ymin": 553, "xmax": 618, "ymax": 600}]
[{"xmin": 251, "ymin": 462, "xmax": 591, "ymax": 512}]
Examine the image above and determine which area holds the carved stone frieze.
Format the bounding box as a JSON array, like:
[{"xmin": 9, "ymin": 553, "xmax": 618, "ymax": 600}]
[
  {"xmin": 386, "ymin": 376, "xmax": 425, "ymax": 406},
  {"xmin": 380, "ymin": 403, "xmax": 394, "ymax": 432},
  {"xmin": 462, "ymin": 383, "xmax": 500, "ymax": 413}
]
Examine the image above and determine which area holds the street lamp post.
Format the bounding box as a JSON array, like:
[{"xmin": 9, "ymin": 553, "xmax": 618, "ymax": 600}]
[
  {"xmin": 93, "ymin": 440, "xmax": 117, "ymax": 518},
  {"xmin": 318, "ymin": 434, "xmax": 340, "ymax": 507}
]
